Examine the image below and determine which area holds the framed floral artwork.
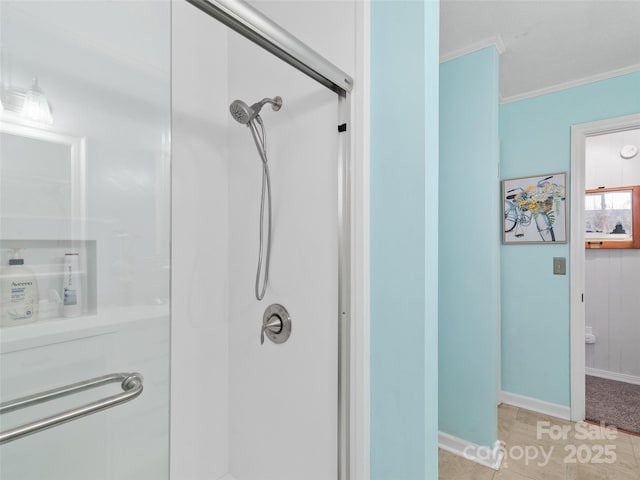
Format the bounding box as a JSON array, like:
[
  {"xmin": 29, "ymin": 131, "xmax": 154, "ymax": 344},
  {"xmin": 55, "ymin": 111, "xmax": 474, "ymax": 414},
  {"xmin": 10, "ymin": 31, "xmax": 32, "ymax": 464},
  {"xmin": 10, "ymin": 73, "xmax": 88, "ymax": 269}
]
[{"xmin": 503, "ymin": 172, "xmax": 567, "ymax": 244}]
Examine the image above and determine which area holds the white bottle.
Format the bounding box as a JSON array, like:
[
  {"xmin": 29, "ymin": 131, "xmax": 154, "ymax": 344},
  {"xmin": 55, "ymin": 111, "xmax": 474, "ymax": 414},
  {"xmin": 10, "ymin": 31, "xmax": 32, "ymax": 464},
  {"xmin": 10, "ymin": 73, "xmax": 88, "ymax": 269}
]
[
  {"xmin": 62, "ymin": 253, "xmax": 82, "ymax": 317},
  {"xmin": 0, "ymin": 249, "xmax": 39, "ymax": 327}
]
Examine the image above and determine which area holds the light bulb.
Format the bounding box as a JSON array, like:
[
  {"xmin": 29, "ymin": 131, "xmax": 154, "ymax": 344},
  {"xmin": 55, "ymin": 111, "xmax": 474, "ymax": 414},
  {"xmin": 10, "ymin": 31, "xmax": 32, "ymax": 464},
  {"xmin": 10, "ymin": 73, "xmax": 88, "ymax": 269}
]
[{"xmin": 21, "ymin": 78, "xmax": 53, "ymax": 124}]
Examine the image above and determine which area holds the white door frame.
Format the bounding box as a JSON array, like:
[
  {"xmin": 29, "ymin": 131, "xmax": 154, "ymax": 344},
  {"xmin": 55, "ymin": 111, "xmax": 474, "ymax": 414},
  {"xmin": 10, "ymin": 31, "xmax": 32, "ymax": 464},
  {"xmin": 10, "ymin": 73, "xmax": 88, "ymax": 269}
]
[
  {"xmin": 351, "ymin": 1, "xmax": 371, "ymax": 479},
  {"xmin": 569, "ymin": 113, "xmax": 640, "ymax": 422}
]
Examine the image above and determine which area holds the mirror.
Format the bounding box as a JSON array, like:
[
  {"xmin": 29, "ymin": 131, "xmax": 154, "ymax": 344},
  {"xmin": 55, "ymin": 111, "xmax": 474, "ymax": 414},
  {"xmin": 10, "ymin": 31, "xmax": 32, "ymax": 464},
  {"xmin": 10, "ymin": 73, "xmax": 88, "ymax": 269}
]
[{"xmin": 0, "ymin": 121, "xmax": 86, "ymax": 241}]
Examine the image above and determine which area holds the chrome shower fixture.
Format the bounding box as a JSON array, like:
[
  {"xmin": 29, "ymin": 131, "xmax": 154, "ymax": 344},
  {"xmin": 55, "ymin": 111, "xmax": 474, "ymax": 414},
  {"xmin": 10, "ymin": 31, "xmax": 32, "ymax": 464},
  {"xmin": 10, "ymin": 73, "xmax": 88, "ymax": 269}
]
[
  {"xmin": 229, "ymin": 96, "xmax": 282, "ymax": 125},
  {"xmin": 229, "ymin": 95, "xmax": 283, "ymax": 301}
]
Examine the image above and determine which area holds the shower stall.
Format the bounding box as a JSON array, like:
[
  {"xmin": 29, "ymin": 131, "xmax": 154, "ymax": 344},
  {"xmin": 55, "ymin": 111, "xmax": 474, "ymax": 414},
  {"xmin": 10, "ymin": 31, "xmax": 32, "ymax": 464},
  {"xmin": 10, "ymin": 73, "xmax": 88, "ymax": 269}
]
[{"xmin": 0, "ymin": 1, "xmax": 360, "ymax": 479}]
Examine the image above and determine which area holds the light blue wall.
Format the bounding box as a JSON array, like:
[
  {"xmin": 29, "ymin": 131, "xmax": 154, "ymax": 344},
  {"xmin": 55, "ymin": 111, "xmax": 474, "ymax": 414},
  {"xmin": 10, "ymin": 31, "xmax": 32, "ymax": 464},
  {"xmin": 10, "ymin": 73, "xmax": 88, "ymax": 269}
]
[
  {"xmin": 438, "ymin": 47, "xmax": 500, "ymax": 447},
  {"xmin": 500, "ymin": 71, "xmax": 640, "ymax": 406},
  {"xmin": 370, "ymin": 1, "xmax": 439, "ymax": 478}
]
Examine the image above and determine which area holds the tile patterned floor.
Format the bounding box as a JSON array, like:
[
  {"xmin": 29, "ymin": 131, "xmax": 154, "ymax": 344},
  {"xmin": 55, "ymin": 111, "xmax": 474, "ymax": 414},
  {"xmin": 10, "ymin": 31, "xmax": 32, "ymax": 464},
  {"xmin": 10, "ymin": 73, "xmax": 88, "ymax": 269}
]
[{"xmin": 439, "ymin": 404, "xmax": 640, "ymax": 479}]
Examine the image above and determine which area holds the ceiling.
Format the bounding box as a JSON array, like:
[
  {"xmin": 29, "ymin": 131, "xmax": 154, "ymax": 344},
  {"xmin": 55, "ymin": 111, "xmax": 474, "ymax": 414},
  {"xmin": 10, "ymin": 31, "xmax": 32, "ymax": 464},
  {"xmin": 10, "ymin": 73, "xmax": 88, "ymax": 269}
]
[{"xmin": 440, "ymin": 0, "xmax": 640, "ymax": 102}]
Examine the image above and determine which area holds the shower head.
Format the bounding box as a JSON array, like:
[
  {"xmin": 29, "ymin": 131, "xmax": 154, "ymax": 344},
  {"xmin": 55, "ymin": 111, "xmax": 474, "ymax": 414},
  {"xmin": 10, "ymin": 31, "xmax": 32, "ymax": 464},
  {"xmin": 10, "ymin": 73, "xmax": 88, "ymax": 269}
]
[
  {"xmin": 230, "ymin": 99, "xmax": 254, "ymax": 125},
  {"xmin": 229, "ymin": 96, "xmax": 282, "ymax": 125}
]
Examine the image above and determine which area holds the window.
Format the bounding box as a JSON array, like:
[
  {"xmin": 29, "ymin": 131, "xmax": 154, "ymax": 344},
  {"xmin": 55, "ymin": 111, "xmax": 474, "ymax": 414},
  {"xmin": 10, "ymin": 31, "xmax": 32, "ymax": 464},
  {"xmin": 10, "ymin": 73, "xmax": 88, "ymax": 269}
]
[{"xmin": 585, "ymin": 186, "xmax": 640, "ymax": 249}]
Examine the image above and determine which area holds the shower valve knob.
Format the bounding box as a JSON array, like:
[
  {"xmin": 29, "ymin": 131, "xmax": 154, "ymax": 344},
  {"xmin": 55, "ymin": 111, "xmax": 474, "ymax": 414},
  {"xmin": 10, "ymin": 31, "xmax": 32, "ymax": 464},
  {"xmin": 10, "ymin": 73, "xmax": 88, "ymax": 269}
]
[
  {"xmin": 261, "ymin": 304, "xmax": 292, "ymax": 345},
  {"xmin": 261, "ymin": 315, "xmax": 282, "ymax": 345}
]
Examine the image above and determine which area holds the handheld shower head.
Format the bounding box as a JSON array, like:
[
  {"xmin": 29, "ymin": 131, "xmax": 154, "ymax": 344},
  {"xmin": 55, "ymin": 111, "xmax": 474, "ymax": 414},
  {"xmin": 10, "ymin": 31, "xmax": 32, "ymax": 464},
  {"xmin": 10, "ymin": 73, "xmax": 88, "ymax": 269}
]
[
  {"xmin": 229, "ymin": 99, "xmax": 254, "ymax": 125},
  {"xmin": 229, "ymin": 95, "xmax": 283, "ymax": 301},
  {"xmin": 229, "ymin": 96, "xmax": 282, "ymax": 125}
]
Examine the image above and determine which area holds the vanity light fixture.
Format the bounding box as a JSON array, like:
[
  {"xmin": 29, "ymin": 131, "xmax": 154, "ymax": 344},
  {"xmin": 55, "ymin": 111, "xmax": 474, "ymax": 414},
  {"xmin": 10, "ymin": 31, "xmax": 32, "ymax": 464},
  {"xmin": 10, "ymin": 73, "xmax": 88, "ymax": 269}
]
[
  {"xmin": 20, "ymin": 78, "xmax": 53, "ymax": 125},
  {"xmin": 620, "ymin": 144, "xmax": 638, "ymax": 160}
]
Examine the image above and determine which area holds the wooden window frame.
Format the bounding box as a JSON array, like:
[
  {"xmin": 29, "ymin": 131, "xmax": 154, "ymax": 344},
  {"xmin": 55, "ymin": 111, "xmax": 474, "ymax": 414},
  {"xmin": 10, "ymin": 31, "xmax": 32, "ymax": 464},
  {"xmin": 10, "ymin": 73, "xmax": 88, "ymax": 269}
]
[{"xmin": 585, "ymin": 185, "xmax": 640, "ymax": 249}]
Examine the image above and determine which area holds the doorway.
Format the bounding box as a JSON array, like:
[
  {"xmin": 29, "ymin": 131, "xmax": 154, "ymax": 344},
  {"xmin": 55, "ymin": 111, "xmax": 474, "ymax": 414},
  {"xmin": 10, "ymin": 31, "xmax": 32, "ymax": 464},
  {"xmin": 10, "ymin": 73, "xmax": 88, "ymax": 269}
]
[{"xmin": 570, "ymin": 113, "xmax": 640, "ymax": 428}]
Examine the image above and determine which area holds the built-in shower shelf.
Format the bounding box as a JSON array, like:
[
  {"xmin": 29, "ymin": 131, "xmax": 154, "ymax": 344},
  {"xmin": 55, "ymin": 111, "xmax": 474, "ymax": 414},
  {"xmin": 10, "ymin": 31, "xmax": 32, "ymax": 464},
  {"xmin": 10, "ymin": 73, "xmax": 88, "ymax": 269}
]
[{"xmin": 0, "ymin": 304, "xmax": 169, "ymax": 353}]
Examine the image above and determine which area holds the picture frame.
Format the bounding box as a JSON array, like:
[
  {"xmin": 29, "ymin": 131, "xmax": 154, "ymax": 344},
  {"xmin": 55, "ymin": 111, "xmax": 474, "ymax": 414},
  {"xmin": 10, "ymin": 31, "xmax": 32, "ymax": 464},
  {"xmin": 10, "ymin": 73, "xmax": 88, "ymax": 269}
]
[{"xmin": 502, "ymin": 172, "xmax": 568, "ymax": 244}]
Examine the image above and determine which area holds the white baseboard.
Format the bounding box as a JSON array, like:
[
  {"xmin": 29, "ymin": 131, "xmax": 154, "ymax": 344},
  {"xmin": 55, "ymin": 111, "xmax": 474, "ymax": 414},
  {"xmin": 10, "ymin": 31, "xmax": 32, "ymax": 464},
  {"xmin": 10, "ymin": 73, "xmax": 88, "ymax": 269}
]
[
  {"xmin": 499, "ymin": 391, "xmax": 571, "ymax": 421},
  {"xmin": 586, "ymin": 368, "xmax": 640, "ymax": 386},
  {"xmin": 438, "ymin": 431, "xmax": 504, "ymax": 471}
]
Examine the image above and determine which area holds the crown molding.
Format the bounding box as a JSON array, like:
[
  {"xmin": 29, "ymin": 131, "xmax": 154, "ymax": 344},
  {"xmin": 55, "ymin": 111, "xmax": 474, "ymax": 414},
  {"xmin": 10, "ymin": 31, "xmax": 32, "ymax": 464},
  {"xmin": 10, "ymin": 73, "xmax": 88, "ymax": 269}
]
[
  {"xmin": 440, "ymin": 35, "xmax": 505, "ymax": 64},
  {"xmin": 500, "ymin": 63, "xmax": 640, "ymax": 104}
]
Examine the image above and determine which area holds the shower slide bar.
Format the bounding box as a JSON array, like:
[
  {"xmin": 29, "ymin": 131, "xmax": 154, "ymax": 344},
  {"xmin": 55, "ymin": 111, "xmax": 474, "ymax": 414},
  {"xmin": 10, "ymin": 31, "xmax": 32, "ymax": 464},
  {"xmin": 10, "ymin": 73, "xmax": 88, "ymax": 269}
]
[
  {"xmin": 185, "ymin": 0, "xmax": 354, "ymax": 95},
  {"xmin": 0, "ymin": 372, "xmax": 143, "ymax": 445}
]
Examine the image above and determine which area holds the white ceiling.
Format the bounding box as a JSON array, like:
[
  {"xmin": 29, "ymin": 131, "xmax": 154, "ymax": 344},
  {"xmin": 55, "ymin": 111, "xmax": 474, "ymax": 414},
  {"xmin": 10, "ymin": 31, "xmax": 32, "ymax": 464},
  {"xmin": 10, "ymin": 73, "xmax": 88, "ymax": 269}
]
[
  {"xmin": 585, "ymin": 128, "xmax": 640, "ymax": 189},
  {"xmin": 440, "ymin": 0, "xmax": 640, "ymax": 102}
]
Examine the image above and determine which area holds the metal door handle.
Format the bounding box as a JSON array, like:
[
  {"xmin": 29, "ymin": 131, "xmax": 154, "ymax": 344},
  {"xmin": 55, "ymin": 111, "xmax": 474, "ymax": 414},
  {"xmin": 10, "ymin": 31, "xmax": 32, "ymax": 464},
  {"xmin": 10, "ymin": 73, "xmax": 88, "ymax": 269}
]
[{"xmin": 0, "ymin": 372, "xmax": 143, "ymax": 444}]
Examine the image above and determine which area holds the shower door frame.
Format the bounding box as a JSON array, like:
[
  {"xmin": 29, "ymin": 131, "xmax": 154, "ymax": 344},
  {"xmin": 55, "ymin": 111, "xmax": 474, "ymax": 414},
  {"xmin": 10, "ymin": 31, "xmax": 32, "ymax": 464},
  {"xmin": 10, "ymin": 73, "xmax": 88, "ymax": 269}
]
[{"xmin": 184, "ymin": 1, "xmax": 356, "ymax": 479}]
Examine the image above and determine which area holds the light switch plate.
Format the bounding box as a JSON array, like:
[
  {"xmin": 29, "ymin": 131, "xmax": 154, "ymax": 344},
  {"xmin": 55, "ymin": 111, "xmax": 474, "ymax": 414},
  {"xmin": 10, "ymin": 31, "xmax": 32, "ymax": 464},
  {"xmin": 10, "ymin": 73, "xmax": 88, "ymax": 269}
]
[{"xmin": 553, "ymin": 257, "xmax": 566, "ymax": 275}]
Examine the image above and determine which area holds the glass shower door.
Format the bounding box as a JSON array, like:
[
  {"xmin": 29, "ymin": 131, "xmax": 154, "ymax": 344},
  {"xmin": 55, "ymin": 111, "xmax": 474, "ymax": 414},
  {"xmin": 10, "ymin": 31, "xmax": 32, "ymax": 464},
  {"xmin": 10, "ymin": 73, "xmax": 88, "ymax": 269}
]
[{"xmin": 0, "ymin": 2, "xmax": 171, "ymax": 479}]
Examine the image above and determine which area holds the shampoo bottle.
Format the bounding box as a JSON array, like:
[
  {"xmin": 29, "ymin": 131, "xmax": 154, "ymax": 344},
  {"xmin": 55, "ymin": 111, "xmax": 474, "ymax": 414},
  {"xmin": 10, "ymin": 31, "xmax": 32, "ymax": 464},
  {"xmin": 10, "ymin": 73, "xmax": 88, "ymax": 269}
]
[
  {"xmin": 62, "ymin": 253, "xmax": 82, "ymax": 317},
  {"xmin": 0, "ymin": 249, "xmax": 39, "ymax": 327}
]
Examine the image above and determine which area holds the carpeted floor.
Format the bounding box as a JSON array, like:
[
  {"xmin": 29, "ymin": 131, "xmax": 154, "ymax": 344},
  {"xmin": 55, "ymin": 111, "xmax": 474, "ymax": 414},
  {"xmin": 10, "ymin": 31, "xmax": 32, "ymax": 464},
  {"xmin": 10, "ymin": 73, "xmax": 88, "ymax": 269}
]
[{"xmin": 586, "ymin": 375, "xmax": 640, "ymax": 434}]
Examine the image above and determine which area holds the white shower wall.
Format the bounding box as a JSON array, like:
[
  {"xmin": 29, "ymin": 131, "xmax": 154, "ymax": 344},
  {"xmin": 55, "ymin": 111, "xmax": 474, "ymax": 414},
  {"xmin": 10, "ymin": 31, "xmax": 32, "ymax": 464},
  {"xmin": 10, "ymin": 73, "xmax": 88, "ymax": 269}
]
[
  {"xmin": 171, "ymin": 1, "xmax": 356, "ymax": 479},
  {"xmin": 227, "ymin": 22, "xmax": 339, "ymax": 480}
]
